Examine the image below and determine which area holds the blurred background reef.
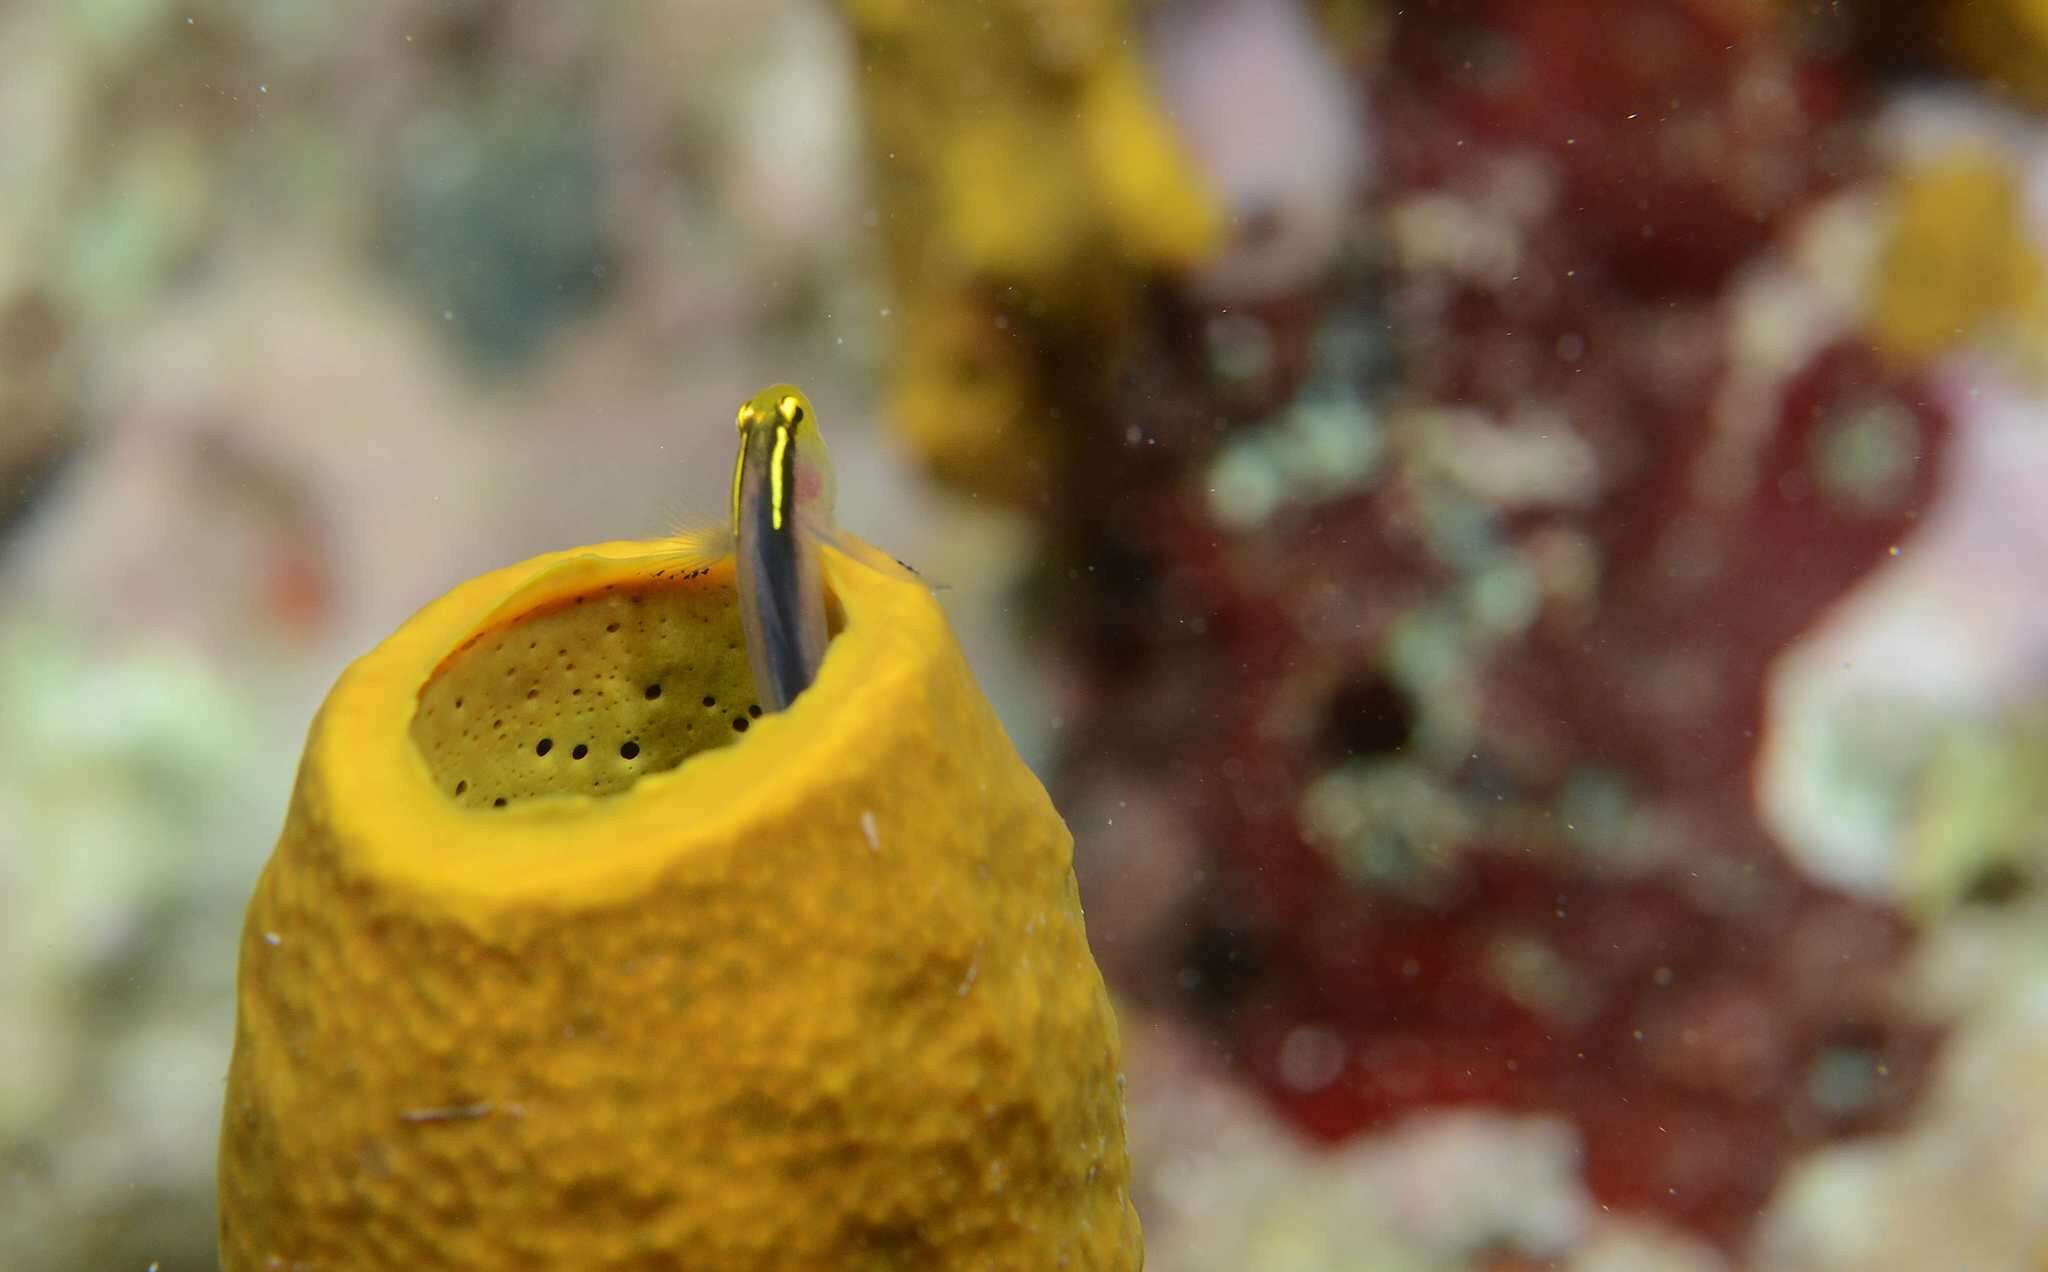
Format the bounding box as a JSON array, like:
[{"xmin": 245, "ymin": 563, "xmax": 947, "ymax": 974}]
[{"xmin": 4, "ymin": 0, "xmax": 2048, "ymax": 1269}]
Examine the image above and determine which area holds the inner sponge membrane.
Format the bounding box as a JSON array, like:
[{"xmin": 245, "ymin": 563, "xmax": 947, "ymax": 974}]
[{"xmin": 411, "ymin": 576, "xmax": 836, "ymax": 810}]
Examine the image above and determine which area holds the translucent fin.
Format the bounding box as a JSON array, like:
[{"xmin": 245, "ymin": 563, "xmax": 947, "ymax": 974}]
[
  {"xmin": 806, "ymin": 517, "xmax": 949, "ymax": 592},
  {"xmin": 653, "ymin": 520, "xmax": 738, "ymax": 577}
]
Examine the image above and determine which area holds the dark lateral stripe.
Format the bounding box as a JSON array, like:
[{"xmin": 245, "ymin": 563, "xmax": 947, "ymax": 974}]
[{"xmin": 744, "ymin": 426, "xmax": 813, "ymax": 707}]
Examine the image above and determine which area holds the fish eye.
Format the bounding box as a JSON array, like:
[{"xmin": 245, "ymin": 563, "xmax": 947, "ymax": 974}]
[
  {"xmin": 777, "ymin": 396, "xmax": 805, "ymax": 426},
  {"xmin": 735, "ymin": 403, "xmax": 762, "ymax": 433}
]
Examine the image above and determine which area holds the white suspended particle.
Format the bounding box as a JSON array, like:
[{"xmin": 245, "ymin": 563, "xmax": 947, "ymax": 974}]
[{"xmin": 860, "ymin": 810, "xmax": 879, "ymax": 852}]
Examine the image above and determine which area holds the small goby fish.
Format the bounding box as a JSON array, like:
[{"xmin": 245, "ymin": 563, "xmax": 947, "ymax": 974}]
[{"xmin": 665, "ymin": 384, "xmax": 924, "ymax": 714}]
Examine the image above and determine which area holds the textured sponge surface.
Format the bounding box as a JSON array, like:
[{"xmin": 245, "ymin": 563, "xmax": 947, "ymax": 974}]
[{"xmin": 219, "ymin": 542, "xmax": 1140, "ymax": 1271}]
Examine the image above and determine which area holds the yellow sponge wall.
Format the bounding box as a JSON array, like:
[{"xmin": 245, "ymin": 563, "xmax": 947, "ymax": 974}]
[{"xmin": 218, "ymin": 542, "xmax": 1141, "ymax": 1271}]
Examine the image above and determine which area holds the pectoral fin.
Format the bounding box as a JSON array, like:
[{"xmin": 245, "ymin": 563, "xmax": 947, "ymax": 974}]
[
  {"xmin": 807, "ymin": 518, "xmax": 948, "ymax": 592},
  {"xmin": 656, "ymin": 520, "xmax": 739, "ymax": 577}
]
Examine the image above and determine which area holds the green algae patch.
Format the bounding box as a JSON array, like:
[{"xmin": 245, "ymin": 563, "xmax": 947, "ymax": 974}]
[{"xmin": 218, "ymin": 539, "xmax": 1141, "ymax": 1271}]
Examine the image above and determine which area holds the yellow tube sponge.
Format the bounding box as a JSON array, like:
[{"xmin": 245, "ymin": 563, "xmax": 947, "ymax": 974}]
[
  {"xmin": 217, "ymin": 542, "xmax": 1141, "ymax": 1271},
  {"xmin": 1872, "ymin": 148, "xmax": 2048, "ymax": 374},
  {"xmin": 837, "ymin": 0, "xmax": 1223, "ymax": 503},
  {"xmin": 1940, "ymin": 0, "xmax": 2048, "ymax": 109}
]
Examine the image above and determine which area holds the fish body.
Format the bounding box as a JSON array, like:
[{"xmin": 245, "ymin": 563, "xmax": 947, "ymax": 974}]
[
  {"xmin": 666, "ymin": 384, "xmax": 920, "ymax": 714},
  {"xmin": 730, "ymin": 385, "xmax": 834, "ymax": 712}
]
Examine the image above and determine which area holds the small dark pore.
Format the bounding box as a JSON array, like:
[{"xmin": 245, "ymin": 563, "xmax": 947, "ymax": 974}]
[
  {"xmin": 571, "ymin": 744, "xmax": 588, "ymax": 760},
  {"xmin": 455, "ymin": 780, "xmax": 467, "ymax": 795},
  {"xmin": 606, "ymin": 622, "xmax": 619, "ymax": 633},
  {"xmin": 702, "ymin": 694, "xmax": 717, "ymax": 707},
  {"xmin": 645, "ymin": 683, "xmax": 662, "ymax": 700},
  {"xmin": 620, "ymin": 740, "xmax": 641, "ymax": 760},
  {"xmin": 732, "ymin": 716, "xmax": 750, "ymax": 733},
  {"xmin": 454, "ymin": 697, "xmax": 463, "ymax": 709},
  {"xmin": 747, "ymin": 704, "xmax": 762, "ymax": 719},
  {"xmin": 536, "ymin": 738, "xmax": 553, "ymax": 756},
  {"xmin": 493, "ymin": 797, "xmax": 507, "ymax": 808}
]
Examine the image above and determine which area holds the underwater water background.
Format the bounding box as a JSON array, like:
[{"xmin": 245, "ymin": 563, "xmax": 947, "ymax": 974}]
[{"xmin": 3, "ymin": 1, "xmax": 2048, "ymax": 1268}]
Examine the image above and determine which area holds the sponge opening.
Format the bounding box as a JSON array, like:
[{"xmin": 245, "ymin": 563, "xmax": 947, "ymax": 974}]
[{"xmin": 410, "ymin": 576, "xmax": 832, "ymax": 809}]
